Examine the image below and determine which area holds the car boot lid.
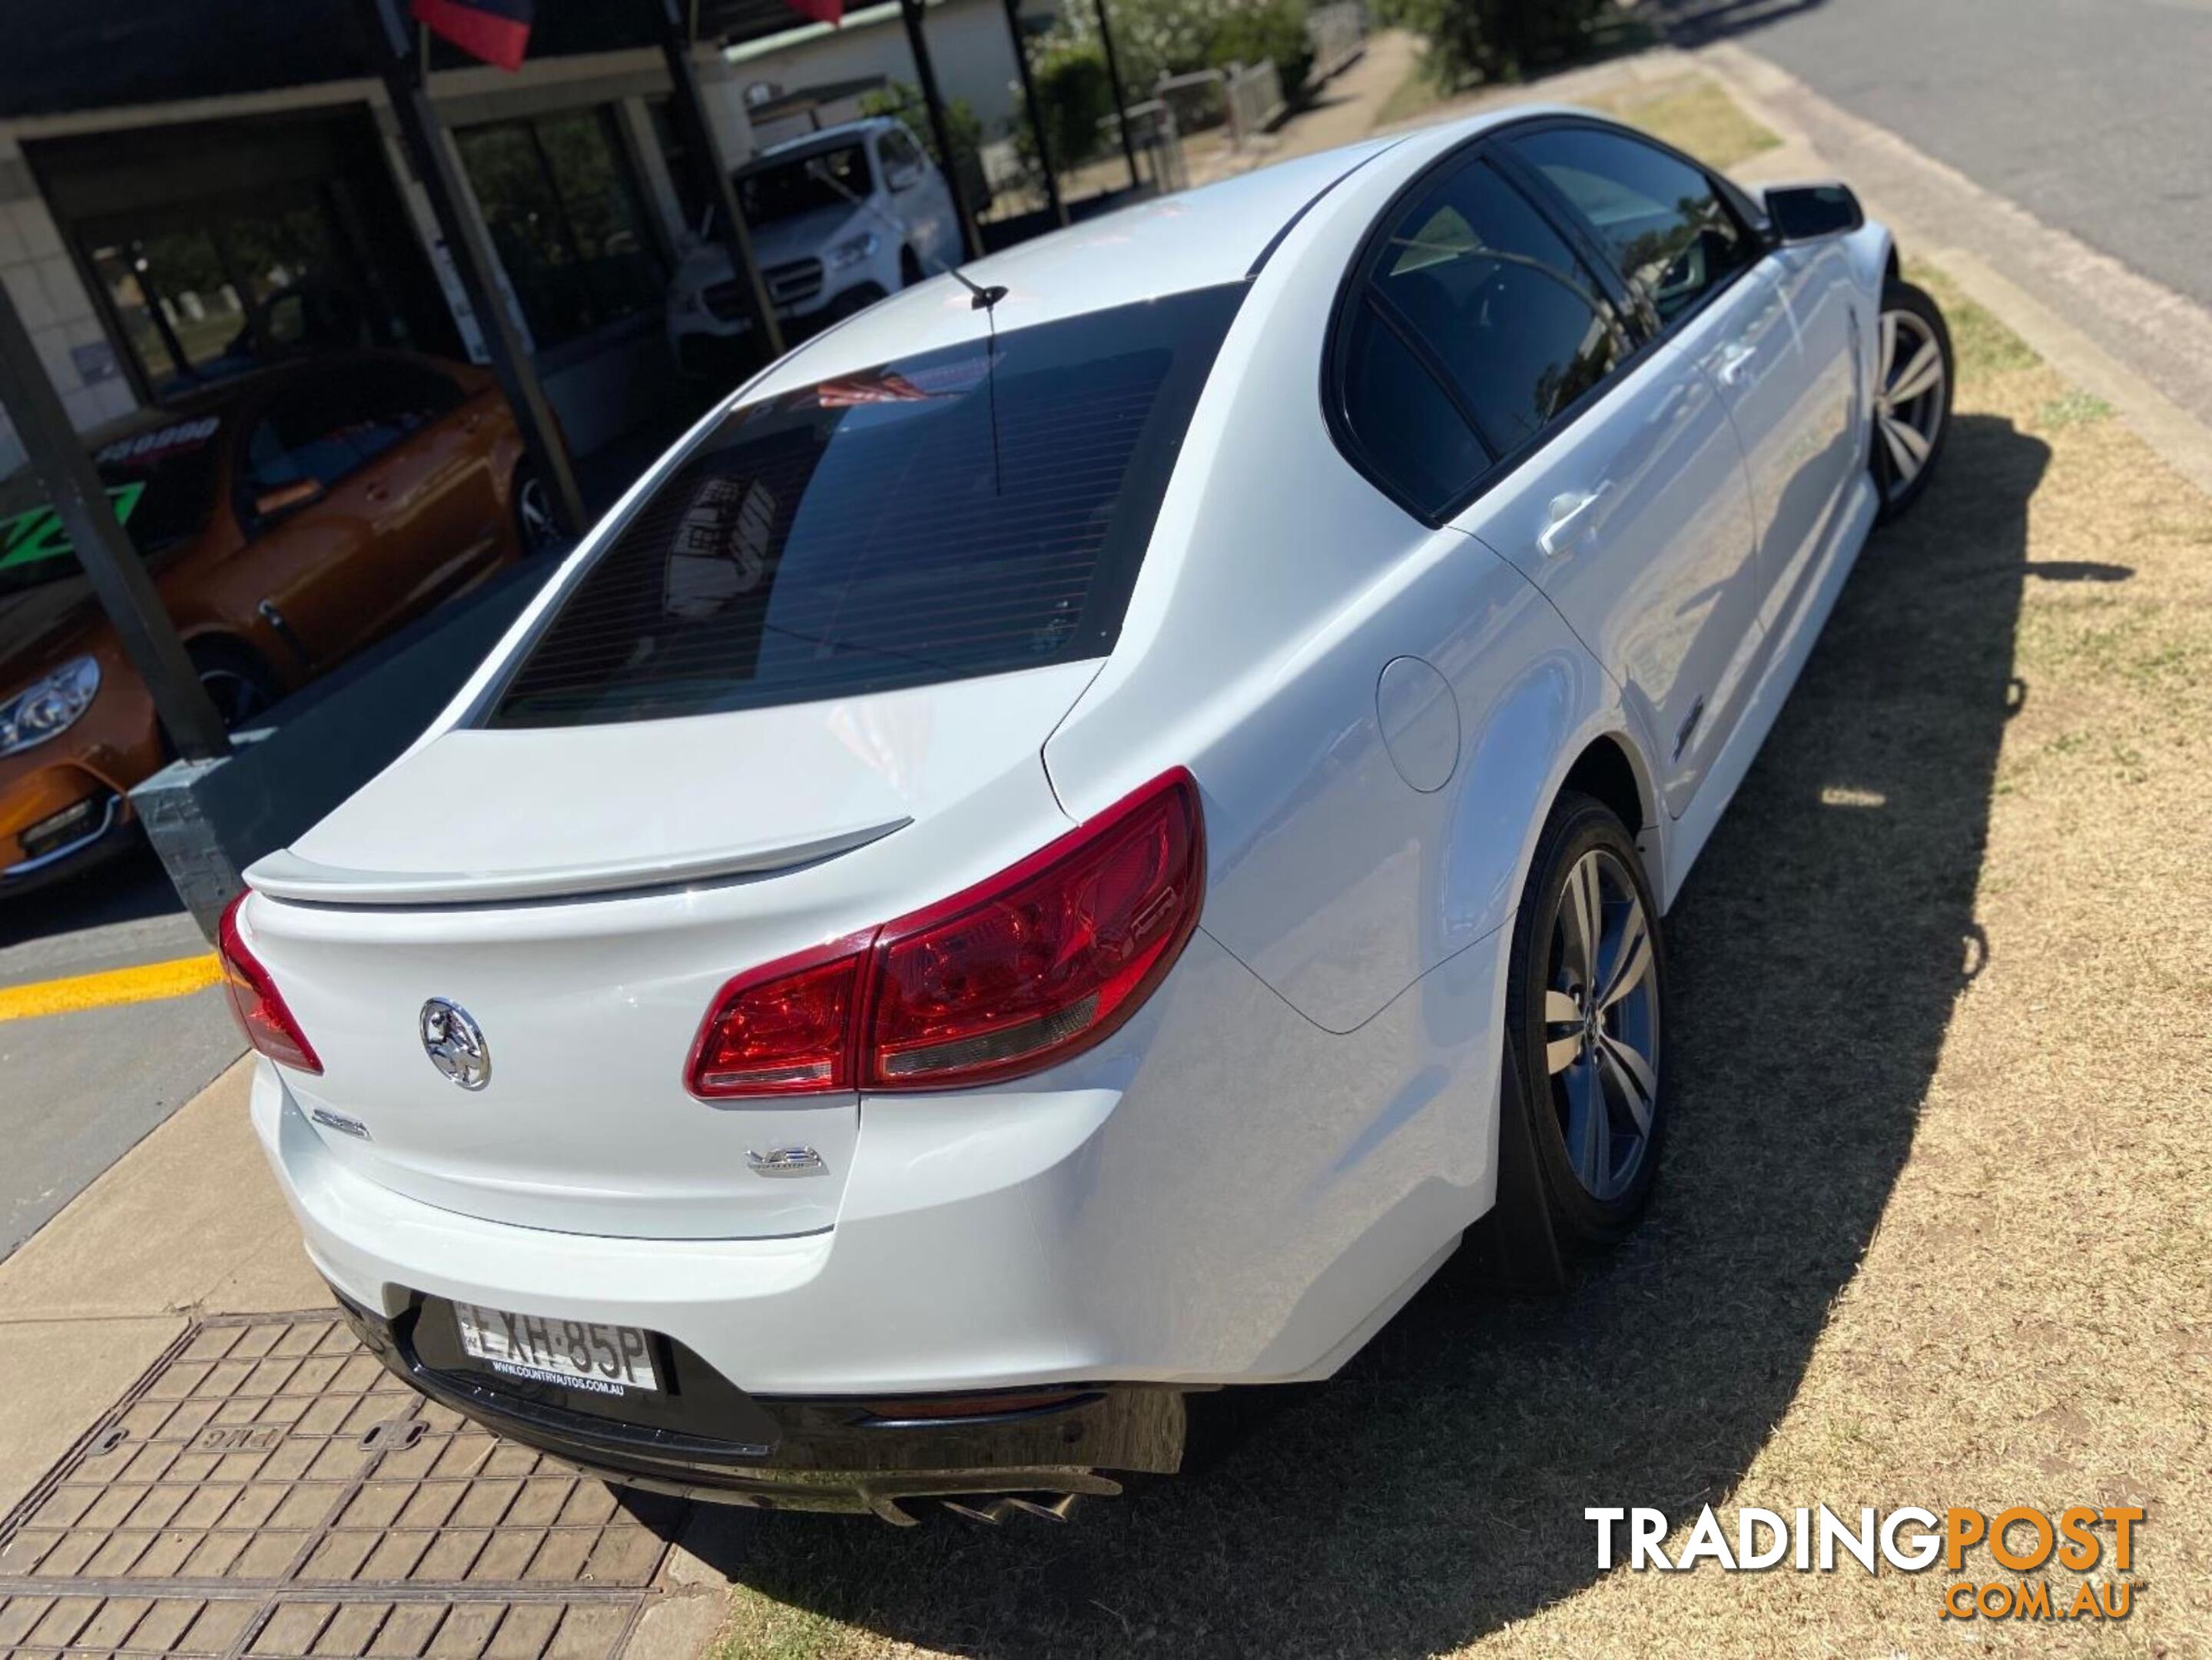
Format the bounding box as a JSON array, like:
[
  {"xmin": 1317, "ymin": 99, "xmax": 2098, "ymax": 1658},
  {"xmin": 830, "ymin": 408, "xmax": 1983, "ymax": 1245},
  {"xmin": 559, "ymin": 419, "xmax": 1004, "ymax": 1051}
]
[{"xmin": 246, "ymin": 660, "xmax": 1105, "ymax": 908}]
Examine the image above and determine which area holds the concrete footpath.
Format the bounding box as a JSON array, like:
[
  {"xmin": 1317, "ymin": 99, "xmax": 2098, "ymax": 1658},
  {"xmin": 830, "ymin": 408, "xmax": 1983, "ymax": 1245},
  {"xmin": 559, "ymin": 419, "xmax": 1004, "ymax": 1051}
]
[{"xmin": 0, "ymin": 1059, "xmax": 734, "ymax": 1660}]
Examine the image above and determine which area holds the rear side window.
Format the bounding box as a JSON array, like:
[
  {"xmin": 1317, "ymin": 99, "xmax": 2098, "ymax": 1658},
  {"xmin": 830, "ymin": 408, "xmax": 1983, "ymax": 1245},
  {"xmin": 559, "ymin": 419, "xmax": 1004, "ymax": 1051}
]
[
  {"xmin": 1509, "ymin": 127, "xmax": 1756, "ymax": 326},
  {"xmin": 1335, "ymin": 156, "xmax": 1627, "ymax": 517},
  {"xmin": 1375, "ymin": 160, "xmax": 1626, "ymax": 455},
  {"xmin": 1339, "ymin": 304, "xmax": 1489, "ymax": 513},
  {"xmin": 244, "ymin": 387, "xmax": 366, "ymax": 494},
  {"xmin": 345, "ymin": 362, "xmax": 463, "ymax": 465},
  {"xmin": 240, "ymin": 364, "xmax": 458, "ymax": 503},
  {"xmin": 488, "ymin": 284, "xmax": 1243, "ymax": 727}
]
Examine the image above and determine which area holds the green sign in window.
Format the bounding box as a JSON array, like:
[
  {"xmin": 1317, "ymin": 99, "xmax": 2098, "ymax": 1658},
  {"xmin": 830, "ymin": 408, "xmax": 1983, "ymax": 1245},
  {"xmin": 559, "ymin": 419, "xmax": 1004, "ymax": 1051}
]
[{"xmin": 0, "ymin": 482, "xmax": 147, "ymax": 575}]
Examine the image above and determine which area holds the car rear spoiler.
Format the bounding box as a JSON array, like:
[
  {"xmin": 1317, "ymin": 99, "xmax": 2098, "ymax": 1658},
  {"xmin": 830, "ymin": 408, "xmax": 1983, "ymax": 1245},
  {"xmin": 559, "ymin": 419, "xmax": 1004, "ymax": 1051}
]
[{"xmin": 244, "ymin": 818, "xmax": 909, "ymax": 908}]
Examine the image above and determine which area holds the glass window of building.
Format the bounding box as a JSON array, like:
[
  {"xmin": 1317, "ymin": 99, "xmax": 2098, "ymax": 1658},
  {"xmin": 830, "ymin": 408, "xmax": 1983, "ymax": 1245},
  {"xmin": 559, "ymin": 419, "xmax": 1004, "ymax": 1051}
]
[{"xmin": 456, "ymin": 108, "xmax": 667, "ymax": 354}]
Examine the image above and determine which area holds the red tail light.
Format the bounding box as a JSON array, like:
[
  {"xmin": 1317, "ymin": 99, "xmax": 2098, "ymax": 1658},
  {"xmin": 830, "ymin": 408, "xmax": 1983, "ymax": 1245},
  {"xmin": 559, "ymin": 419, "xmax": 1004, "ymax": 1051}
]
[
  {"xmin": 217, "ymin": 891, "xmax": 323, "ymax": 1074},
  {"xmin": 686, "ymin": 941, "xmax": 864, "ymax": 1096},
  {"xmin": 687, "ymin": 769, "xmax": 1204, "ymax": 1099},
  {"xmin": 865, "ymin": 769, "xmax": 1204, "ymax": 1088}
]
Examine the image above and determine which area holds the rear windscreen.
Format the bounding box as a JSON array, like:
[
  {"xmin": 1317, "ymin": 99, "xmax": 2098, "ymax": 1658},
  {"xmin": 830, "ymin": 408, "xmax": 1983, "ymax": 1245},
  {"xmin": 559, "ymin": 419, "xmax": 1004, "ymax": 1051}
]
[{"xmin": 486, "ymin": 284, "xmax": 1244, "ymax": 728}]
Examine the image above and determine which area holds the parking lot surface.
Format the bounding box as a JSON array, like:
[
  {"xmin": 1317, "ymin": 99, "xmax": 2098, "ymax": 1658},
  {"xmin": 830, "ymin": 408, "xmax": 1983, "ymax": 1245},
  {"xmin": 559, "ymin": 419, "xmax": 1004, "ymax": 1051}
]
[
  {"xmin": 0, "ymin": 1311, "xmax": 679, "ymax": 1659},
  {"xmin": 2, "ymin": 855, "xmax": 240, "ymax": 1258}
]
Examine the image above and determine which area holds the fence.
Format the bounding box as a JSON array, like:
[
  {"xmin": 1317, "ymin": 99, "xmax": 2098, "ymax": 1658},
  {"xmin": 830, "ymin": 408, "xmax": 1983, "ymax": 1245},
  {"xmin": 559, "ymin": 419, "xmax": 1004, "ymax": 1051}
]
[
  {"xmin": 1222, "ymin": 59, "xmax": 1286, "ymax": 148},
  {"xmin": 1152, "ymin": 67, "xmax": 1227, "ymax": 138},
  {"xmin": 1119, "ymin": 99, "xmax": 1189, "ymax": 194},
  {"xmin": 1305, "ymin": 2, "xmax": 1369, "ymax": 84}
]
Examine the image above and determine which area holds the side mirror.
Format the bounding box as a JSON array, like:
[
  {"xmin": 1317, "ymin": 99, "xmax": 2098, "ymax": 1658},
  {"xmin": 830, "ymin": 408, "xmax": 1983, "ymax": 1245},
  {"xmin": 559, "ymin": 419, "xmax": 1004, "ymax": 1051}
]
[
  {"xmin": 886, "ymin": 161, "xmax": 923, "ymax": 191},
  {"xmin": 1763, "ymin": 182, "xmax": 1865, "ymax": 245},
  {"xmin": 253, "ymin": 479, "xmax": 325, "ymax": 520}
]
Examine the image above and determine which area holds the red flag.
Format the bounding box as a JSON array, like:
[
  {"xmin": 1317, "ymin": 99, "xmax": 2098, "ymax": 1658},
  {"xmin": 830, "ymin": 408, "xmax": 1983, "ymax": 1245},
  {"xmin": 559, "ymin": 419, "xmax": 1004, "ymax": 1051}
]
[
  {"xmin": 780, "ymin": 0, "xmax": 844, "ymax": 24},
  {"xmin": 410, "ymin": 0, "xmax": 534, "ymax": 71}
]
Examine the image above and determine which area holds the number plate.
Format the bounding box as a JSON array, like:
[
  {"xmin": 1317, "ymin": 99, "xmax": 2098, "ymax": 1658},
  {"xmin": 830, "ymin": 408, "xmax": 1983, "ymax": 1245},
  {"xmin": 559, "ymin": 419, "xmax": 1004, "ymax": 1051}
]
[{"xmin": 453, "ymin": 1302, "xmax": 662, "ymax": 1397}]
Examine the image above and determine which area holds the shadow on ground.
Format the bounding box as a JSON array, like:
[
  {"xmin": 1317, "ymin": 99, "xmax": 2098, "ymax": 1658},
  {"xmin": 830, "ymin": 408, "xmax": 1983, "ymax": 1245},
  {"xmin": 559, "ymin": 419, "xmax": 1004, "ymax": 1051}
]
[
  {"xmin": 0, "ymin": 838, "xmax": 186, "ymax": 950},
  {"xmin": 1653, "ymin": 0, "xmax": 1831, "ymax": 45},
  {"xmin": 686, "ymin": 416, "xmax": 2048, "ymax": 1658}
]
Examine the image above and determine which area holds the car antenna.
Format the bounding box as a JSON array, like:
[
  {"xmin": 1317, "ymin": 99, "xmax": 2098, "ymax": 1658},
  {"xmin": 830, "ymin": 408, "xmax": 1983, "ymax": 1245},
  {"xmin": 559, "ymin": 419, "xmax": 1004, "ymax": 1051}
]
[
  {"xmin": 947, "ymin": 267, "xmax": 1008, "ymax": 312},
  {"xmin": 943, "ymin": 266, "xmax": 1007, "ymax": 495}
]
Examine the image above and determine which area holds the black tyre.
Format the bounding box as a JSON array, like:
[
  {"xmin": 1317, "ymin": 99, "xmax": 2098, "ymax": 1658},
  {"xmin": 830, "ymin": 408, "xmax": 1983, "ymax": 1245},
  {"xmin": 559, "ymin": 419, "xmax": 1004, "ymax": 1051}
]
[
  {"xmin": 512, "ymin": 466, "xmax": 565, "ymax": 556},
  {"xmin": 187, "ymin": 639, "xmax": 280, "ymax": 730},
  {"xmin": 1500, "ymin": 792, "xmax": 1668, "ymax": 1255},
  {"xmin": 1869, "ymin": 278, "xmax": 1953, "ymax": 523}
]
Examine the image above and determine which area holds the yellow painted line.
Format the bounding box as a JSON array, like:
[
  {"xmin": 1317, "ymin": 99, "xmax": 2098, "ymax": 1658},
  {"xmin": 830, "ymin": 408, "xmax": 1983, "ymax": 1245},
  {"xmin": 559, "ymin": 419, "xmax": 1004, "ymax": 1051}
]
[{"xmin": 0, "ymin": 954, "xmax": 226, "ymax": 1023}]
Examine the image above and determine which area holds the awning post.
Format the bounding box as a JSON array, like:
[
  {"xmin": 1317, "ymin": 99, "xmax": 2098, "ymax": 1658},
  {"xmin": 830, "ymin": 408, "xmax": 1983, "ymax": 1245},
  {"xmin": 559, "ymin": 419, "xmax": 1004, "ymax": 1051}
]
[
  {"xmin": 359, "ymin": 0, "xmax": 589, "ymax": 542},
  {"xmin": 1003, "ymin": 0, "xmax": 1068, "ymax": 227},
  {"xmin": 1093, "ymin": 0, "xmax": 1142, "ymax": 191},
  {"xmin": 900, "ymin": 0, "xmax": 986, "ymax": 261},
  {"xmin": 0, "ymin": 279, "xmax": 230, "ymax": 762},
  {"xmin": 652, "ymin": 0, "xmax": 784, "ymax": 361}
]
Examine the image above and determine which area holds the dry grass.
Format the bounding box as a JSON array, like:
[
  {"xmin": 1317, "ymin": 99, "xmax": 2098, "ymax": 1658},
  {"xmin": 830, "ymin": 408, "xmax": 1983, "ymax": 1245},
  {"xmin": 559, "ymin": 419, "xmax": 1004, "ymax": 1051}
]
[
  {"xmin": 1375, "ymin": 58, "xmax": 1453, "ymax": 132},
  {"xmin": 1381, "ymin": 68, "xmax": 1779, "ymax": 170},
  {"xmin": 1575, "ymin": 75, "xmax": 1780, "ymax": 170},
  {"xmin": 703, "ymin": 118, "xmax": 2212, "ymax": 1660}
]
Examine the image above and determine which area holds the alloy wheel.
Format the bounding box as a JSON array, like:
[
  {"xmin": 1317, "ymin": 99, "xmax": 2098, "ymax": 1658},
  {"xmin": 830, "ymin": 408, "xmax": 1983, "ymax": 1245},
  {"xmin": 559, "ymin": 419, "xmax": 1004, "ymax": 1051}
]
[
  {"xmin": 1872, "ymin": 306, "xmax": 1946, "ymax": 506},
  {"xmin": 1541, "ymin": 848, "xmax": 1660, "ymax": 1203}
]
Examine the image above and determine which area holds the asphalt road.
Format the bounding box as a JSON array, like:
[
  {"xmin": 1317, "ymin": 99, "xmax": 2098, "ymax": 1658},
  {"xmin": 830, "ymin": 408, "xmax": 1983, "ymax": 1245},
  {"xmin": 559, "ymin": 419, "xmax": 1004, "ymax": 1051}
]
[
  {"xmin": 1671, "ymin": 0, "xmax": 2212, "ymax": 312},
  {"xmin": 0, "ymin": 849, "xmax": 243, "ymax": 1257}
]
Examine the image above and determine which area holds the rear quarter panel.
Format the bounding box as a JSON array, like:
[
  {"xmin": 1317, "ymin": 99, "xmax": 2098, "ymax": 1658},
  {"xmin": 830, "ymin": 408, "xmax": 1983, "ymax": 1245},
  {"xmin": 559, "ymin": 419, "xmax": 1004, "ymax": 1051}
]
[
  {"xmin": 1036, "ymin": 134, "xmax": 1660, "ymax": 1375},
  {"xmin": 1044, "ymin": 131, "xmax": 1653, "ymax": 1036}
]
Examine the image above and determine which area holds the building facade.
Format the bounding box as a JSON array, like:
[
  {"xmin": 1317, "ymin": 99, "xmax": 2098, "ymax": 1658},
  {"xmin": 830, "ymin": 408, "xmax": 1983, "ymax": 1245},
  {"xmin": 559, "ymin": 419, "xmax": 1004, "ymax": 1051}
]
[{"xmin": 0, "ymin": 0, "xmax": 1034, "ymax": 476}]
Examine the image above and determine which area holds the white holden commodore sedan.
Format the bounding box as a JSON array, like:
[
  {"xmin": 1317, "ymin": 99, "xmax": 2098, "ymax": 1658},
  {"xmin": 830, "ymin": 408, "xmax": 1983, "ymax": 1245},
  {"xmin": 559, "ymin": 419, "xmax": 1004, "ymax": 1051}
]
[{"xmin": 223, "ymin": 108, "xmax": 1950, "ymax": 1522}]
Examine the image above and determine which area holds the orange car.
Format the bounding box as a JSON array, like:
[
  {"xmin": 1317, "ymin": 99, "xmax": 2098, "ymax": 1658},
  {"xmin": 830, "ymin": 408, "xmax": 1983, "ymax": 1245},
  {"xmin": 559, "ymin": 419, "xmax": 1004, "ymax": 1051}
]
[{"xmin": 0, "ymin": 351, "xmax": 552, "ymax": 894}]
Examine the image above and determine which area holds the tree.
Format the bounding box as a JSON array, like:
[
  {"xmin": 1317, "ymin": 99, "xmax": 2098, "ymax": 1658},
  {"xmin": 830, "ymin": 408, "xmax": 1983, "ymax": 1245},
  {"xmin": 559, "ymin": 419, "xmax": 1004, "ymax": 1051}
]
[
  {"xmin": 1379, "ymin": 0, "xmax": 1605, "ymax": 87},
  {"xmin": 861, "ymin": 82, "xmax": 990, "ymax": 211},
  {"xmin": 1041, "ymin": 0, "xmax": 1315, "ymax": 103},
  {"xmin": 1025, "ymin": 45, "xmax": 1118, "ymax": 171}
]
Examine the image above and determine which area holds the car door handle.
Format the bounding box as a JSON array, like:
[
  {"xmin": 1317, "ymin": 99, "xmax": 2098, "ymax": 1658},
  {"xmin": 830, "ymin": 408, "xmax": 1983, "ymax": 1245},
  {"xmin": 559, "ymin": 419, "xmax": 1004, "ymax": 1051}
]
[
  {"xmin": 363, "ymin": 481, "xmax": 391, "ymax": 503},
  {"xmin": 1714, "ymin": 342, "xmax": 1757, "ymax": 388},
  {"xmin": 1538, "ymin": 484, "xmax": 1610, "ymax": 559}
]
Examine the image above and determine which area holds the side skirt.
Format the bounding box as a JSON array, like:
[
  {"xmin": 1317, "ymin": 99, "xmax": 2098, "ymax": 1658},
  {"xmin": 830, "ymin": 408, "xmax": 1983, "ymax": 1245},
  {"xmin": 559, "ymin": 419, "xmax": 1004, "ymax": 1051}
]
[{"xmin": 1660, "ymin": 470, "xmax": 1879, "ymax": 911}]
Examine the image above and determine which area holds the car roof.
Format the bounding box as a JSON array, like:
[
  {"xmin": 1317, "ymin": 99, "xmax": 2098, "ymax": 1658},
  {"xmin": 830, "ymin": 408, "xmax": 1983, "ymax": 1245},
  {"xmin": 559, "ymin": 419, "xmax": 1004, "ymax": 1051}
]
[
  {"xmin": 971, "ymin": 138, "xmax": 1408, "ymax": 294},
  {"xmin": 740, "ymin": 104, "xmax": 1607, "ymax": 400},
  {"xmin": 750, "ymin": 119, "xmax": 891, "ymax": 165},
  {"xmin": 745, "ymin": 136, "xmax": 1411, "ymax": 397}
]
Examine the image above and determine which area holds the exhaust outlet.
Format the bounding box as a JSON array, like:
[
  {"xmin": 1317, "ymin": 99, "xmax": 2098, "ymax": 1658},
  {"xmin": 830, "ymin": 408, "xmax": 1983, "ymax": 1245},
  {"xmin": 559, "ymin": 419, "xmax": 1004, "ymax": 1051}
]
[
  {"xmin": 943, "ymin": 1498, "xmax": 1015, "ymax": 1526},
  {"xmin": 943, "ymin": 1492, "xmax": 1083, "ymax": 1526},
  {"xmin": 1003, "ymin": 1494, "xmax": 1079, "ymax": 1522}
]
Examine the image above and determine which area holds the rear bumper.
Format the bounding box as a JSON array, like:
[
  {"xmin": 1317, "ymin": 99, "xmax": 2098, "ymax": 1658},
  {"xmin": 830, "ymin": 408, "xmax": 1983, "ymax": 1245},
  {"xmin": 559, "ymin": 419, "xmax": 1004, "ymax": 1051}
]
[
  {"xmin": 330, "ymin": 1288, "xmax": 1182, "ymax": 1519},
  {"xmin": 253, "ymin": 1057, "xmax": 1137, "ymax": 1397},
  {"xmin": 250, "ymin": 924, "xmax": 1501, "ymax": 1406}
]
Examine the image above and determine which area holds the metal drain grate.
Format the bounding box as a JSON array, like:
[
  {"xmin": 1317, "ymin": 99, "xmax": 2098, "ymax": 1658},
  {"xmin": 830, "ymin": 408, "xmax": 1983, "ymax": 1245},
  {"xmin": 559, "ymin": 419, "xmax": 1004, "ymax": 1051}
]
[{"xmin": 0, "ymin": 1313, "xmax": 686, "ymax": 1658}]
